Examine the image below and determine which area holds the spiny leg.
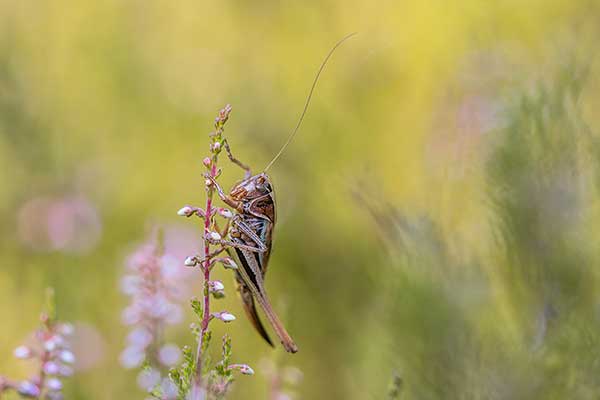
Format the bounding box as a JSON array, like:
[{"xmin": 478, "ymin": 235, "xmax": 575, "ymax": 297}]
[
  {"xmin": 204, "ymin": 173, "xmax": 242, "ymax": 211},
  {"xmin": 230, "ymin": 217, "xmax": 268, "ymax": 253},
  {"xmin": 223, "ymin": 139, "xmax": 252, "ymax": 179},
  {"xmin": 207, "ymin": 236, "xmax": 266, "ymax": 253}
]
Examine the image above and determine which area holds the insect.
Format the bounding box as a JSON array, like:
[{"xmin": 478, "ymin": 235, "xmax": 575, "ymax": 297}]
[{"xmin": 205, "ymin": 33, "xmax": 356, "ymax": 353}]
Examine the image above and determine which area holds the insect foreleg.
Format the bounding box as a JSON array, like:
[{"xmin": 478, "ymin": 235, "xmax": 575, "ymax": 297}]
[
  {"xmin": 223, "ymin": 139, "xmax": 252, "ymax": 179},
  {"xmin": 204, "ymin": 174, "xmax": 242, "ymax": 211}
]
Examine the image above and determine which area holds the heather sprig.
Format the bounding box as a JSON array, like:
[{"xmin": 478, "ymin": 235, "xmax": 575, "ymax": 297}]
[
  {"xmin": 120, "ymin": 229, "xmax": 183, "ymax": 399},
  {"xmin": 0, "ymin": 289, "xmax": 75, "ymax": 400},
  {"xmin": 172, "ymin": 105, "xmax": 253, "ymax": 400}
]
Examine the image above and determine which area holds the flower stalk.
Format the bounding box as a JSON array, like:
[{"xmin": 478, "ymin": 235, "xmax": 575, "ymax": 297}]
[{"xmin": 173, "ymin": 104, "xmax": 252, "ymax": 400}]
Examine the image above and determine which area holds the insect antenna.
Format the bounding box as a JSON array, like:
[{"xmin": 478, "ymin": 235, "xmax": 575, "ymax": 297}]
[{"xmin": 263, "ymin": 32, "xmax": 357, "ymax": 172}]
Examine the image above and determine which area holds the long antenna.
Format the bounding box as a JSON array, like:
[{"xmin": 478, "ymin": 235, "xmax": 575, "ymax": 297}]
[{"xmin": 263, "ymin": 32, "xmax": 357, "ymax": 172}]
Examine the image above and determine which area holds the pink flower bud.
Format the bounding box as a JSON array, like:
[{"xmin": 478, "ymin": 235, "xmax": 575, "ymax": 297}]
[
  {"xmin": 208, "ymin": 231, "xmax": 221, "ymax": 241},
  {"xmin": 213, "ymin": 141, "xmax": 221, "ymax": 151},
  {"xmin": 184, "ymin": 256, "xmax": 198, "ymax": 267},
  {"xmin": 216, "ymin": 257, "xmax": 237, "ymax": 270},
  {"xmin": 13, "ymin": 345, "xmax": 31, "ymax": 359},
  {"xmin": 158, "ymin": 344, "xmax": 181, "ymax": 366},
  {"xmin": 177, "ymin": 206, "xmax": 194, "ymax": 217},
  {"xmin": 209, "ymin": 281, "xmax": 225, "ymax": 298},
  {"xmin": 18, "ymin": 381, "xmax": 40, "ymax": 397},
  {"xmin": 217, "ymin": 208, "xmax": 233, "ymax": 219},
  {"xmin": 46, "ymin": 378, "xmax": 63, "ymax": 391},
  {"xmin": 228, "ymin": 363, "xmax": 255, "ymax": 375},
  {"xmin": 44, "ymin": 337, "xmax": 58, "ymax": 351},
  {"xmin": 205, "ymin": 178, "xmax": 212, "ymax": 187},
  {"xmin": 212, "ymin": 312, "xmax": 236, "ymax": 323},
  {"xmin": 59, "ymin": 350, "xmax": 75, "ymax": 364},
  {"xmin": 202, "ymin": 157, "xmax": 212, "ymax": 167},
  {"xmin": 210, "ymin": 280, "xmax": 225, "ymax": 291},
  {"xmin": 43, "ymin": 361, "xmax": 60, "ymax": 375}
]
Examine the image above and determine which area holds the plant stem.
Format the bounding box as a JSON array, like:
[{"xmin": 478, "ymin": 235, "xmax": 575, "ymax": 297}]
[{"xmin": 193, "ymin": 160, "xmax": 218, "ymax": 399}]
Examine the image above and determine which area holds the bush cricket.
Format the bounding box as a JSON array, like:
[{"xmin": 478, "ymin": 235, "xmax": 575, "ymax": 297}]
[{"xmin": 205, "ymin": 33, "xmax": 356, "ymax": 353}]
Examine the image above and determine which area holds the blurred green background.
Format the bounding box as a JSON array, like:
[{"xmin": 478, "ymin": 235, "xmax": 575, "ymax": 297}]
[{"xmin": 2, "ymin": 1, "xmax": 600, "ymax": 399}]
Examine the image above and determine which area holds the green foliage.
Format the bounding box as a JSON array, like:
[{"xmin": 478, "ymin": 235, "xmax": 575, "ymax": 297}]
[
  {"xmin": 190, "ymin": 298, "xmax": 204, "ymax": 320},
  {"xmin": 169, "ymin": 345, "xmax": 197, "ymax": 400}
]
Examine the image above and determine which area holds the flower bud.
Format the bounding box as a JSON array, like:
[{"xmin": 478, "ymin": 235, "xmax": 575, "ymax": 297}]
[
  {"xmin": 202, "ymin": 157, "xmax": 212, "ymax": 168},
  {"xmin": 228, "ymin": 363, "xmax": 255, "ymax": 375},
  {"xmin": 43, "ymin": 361, "xmax": 60, "ymax": 375},
  {"xmin": 46, "ymin": 378, "xmax": 63, "ymax": 391},
  {"xmin": 212, "ymin": 141, "xmax": 221, "ymax": 151},
  {"xmin": 217, "ymin": 257, "xmax": 237, "ymax": 270},
  {"xmin": 13, "ymin": 345, "xmax": 32, "ymax": 359},
  {"xmin": 158, "ymin": 344, "xmax": 181, "ymax": 366},
  {"xmin": 44, "ymin": 337, "xmax": 58, "ymax": 352},
  {"xmin": 59, "ymin": 350, "xmax": 75, "ymax": 364},
  {"xmin": 217, "ymin": 208, "xmax": 233, "ymax": 219},
  {"xmin": 209, "ymin": 280, "xmax": 225, "ymax": 298},
  {"xmin": 17, "ymin": 381, "xmax": 40, "ymax": 397},
  {"xmin": 205, "ymin": 178, "xmax": 212, "ymax": 187},
  {"xmin": 212, "ymin": 312, "xmax": 236, "ymax": 323},
  {"xmin": 208, "ymin": 231, "xmax": 221, "ymax": 241},
  {"xmin": 184, "ymin": 256, "xmax": 198, "ymax": 267},
  {"xmin": 177, "ymin": 206, "xmax": 194, "ymax": 217}
]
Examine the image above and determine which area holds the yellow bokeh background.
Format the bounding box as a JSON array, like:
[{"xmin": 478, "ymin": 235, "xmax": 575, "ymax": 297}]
[{"xmin": 2, "ymin": 1, "xmax": 600, "ymax": 399}]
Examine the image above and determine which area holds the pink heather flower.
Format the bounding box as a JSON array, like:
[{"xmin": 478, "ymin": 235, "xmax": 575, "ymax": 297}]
[
  {"xmin": 120, "ymin": 275, "xmax": 140, "ymax": 295},
  {"xmin": 158, "ymin": 344, "xmax": 181, "ymax": 366},
  {"xmin": 6, "ymin": 294, "xmax": 76, "ymax": 400},
  {"xmin": 202, "ymin": 157, "xmax": 212, "ymax": 167},
  {"xmin": 43, "ymin": 361, "xmax": 61, "ymax": 375},
  {"xmin": 120, "ymin": 226, "xmax": 200, "ymax": 392},
  {"xmin": 161, "ymin": 378, "xmax": 178, "ymax": 399},
  {"xmin": 59, "ymin": 350, "xmax": 75, "ymax": 364},
  {"xmin": 46, "ymin": 378, "xmax": 63, "ymax": 391},
  {"xmin": 13, "ymin": 345, "xmax": 32, "ymax": 359},
  {"xmin": 119, "ymin": 346, "xmax": 145, "ymax": 369},
  {"xmin": 137, "ymin": 368, "xmax": 161, "ymax": 390},
  {"xmin": 127, "ymin": 327, "xmax": 153, "ymax": 349},
  {"xmin": 17, "ymin": 381, "xmax": 40, "ymax": 397}
]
